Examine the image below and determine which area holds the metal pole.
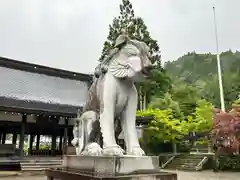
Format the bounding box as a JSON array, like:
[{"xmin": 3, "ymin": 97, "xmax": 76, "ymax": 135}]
[{"xmin": 213, "ymin": 6, "xmax": 225, "ymax": 112}]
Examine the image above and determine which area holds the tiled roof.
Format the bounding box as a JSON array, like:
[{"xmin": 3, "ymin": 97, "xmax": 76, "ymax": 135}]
[{"xmin": 0, "ymin": 66, "xmax": 89, "ymax": 114}]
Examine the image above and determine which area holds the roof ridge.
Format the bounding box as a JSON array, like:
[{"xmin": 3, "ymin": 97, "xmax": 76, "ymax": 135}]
[{"xmin": 0, "ymin": 56, "xmax": 92, "ymax": 82}]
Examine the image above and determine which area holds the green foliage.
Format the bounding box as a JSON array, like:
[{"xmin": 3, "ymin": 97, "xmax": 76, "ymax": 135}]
[
  {"xmin": 233, "ymin": 99, "xmax": 240, "ymax": 105},
  {"xmin": 24, "ymin": 144, "xmax": 28, "ymax": 153},
  {"xmin": 148, "ymin": 92, "xmax": 183, "ymax": 119},
  {"xmin": 165, "ymin": 50, "xmax": 240, "ymax": 110},
  {"xmin": 190, "ymin": 99, "xmax": 213, "ymax": 132},
  {"xmin": 216, "ymin": 155, "xmax": 240, "ymax": 171},
  {"xmin": 195, "ymin": 137, "xmax": 209, "ymax": 146},
  {"xmin": 39, "ymin": 144, "xmax": 50, "ymax": 150},
  {"xmin": 137, "ymin": 109, "xmax": 188, "ymax": 143},
  {"xmin": 170, "ymin": 83, "xmax": 201, "ymax": 117},
  {"xmin": 139, "ymin": 68, "xmax": 172, "ymax": 103},
  {"xmin": 137, "ymin": 99, "xmax": 213, "ymax": 154}
]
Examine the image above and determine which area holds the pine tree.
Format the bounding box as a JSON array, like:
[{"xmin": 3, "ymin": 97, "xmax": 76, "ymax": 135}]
[
  {"xmin": 99, "ymin": 0, "xmax": 160, "ymax": 65},
  {"xmin": 99, "ymin": 0, "xmax": 171, "ymax": 107}
]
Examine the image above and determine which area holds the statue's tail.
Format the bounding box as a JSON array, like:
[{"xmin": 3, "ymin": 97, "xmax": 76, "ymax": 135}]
[
  {"xmin": 72, "ymin": 111, "xmax": 98, "ymax": 155},
  {"xmin": 72, "ymin": 118, "xmax": 85, "ymax": 155}
]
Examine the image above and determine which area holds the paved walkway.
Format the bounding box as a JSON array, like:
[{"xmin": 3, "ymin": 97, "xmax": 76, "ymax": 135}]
[
  {"xmin": 1, "ymin": 171, "xmax": 240, "ymax": 180},
  {"xmin": 168, "ymin": 170, "xmax": 240, "ymax": 180}
]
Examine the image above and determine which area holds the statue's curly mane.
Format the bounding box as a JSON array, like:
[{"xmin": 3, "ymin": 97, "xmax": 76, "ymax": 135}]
[{"xmin": 83, "ymin": 77, "xmax": 101, "ymax": 114}]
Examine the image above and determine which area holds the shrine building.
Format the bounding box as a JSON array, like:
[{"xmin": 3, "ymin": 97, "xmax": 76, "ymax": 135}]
[{"xmin": 0, "ymin": 57, "xmax": 91, "ymax": 158}]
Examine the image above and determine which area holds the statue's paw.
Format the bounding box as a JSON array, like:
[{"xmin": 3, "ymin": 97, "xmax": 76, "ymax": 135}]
[
  {"xmin": 102, "ymin": 145, "xmax": 125, "ymax": 156},
  {"xmin": 71, "ymin": 138, "xmax": 78, "ymax": 146},
  {"xmin": 128, "ymin": 146, "xmax": 145, "ymax": 156},
  {"xmin": 81, "ymin": 143, "xmax": 103, "ymax": 156},
  {"xmin": 75, "ymin": 147, "xmax": 82, "ymax": 155}
]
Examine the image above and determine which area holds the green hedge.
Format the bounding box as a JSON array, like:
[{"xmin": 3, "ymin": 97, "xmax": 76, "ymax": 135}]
[{"xmin": 214, "ymin": 155, "xmax": 240, "ymax": 171}]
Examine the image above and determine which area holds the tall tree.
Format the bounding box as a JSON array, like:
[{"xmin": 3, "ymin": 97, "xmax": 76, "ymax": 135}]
[
  {"xmin": 171, "ymin": 83, "xmax": 201, "ymax": 117},
  {"xmin": 148, "ymin": 92, "xmax": 183, "ymax": 119},
  {"xmin": 99, "ymin": 0, "xmax": 160, "ymax": 65},
  {"xmin": 99, "ymin": 0, "xmax": 171, "ymax": 106}
]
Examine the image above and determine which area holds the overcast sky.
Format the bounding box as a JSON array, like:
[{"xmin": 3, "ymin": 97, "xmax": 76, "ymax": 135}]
[{"xmin": 0, "ymin": 0, "xmax": 240, "ymax": 74}]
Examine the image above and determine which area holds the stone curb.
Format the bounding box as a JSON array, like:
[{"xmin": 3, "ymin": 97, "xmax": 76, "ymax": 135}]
[
  {"xmin": 0, "ymin": 171, "xmax": 45, "ymax": 177},
  {"xmin": 0, "ymin": 171, "xmax": 20, "ymax": 177}
]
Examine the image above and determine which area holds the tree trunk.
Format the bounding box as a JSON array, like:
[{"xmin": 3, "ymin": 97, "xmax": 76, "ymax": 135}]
[
  {"xmin": 143, "ymin": 91, "xmax": 147, "ymax": 110},
  {"xmin": 172, "ymin": 143, "xmax": 177, "ymax": 154},
  {"xmin": 208, "ymin": 140, "xmax": 212, "ymax": 153},
  {"xmin": 139, "ymin": 86, "xmax": 143, "ymax": 110}
]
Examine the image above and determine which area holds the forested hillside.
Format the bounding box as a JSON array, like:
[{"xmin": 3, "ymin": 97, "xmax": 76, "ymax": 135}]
[{"xmin": 164, "ymin": 50, "xmax": 240, "ymax": 110}]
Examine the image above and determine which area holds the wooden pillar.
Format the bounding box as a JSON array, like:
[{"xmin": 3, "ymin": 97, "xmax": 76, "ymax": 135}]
[
  {"xmin": 51, "ymin": 134, "xmax": 56, "ymax": 156},
  {"xmin": 68, "ymin": 134, "xmax": 72, "ymax": 146},
  {"xmin": 19, "ymin": 114, "xmax": 27, "ymax": 158},
  {"xmin": 51, "ymin": 117, "xmax": 58, "ymax": 156},
  {"xmin": 59, "ymin": 135, "xmax": 63, "ymax": 151},
  {"xmin": 63, "ymin": 119, "xmax": 68, "ymax": 155},
  {"xmin": 1, "ymin": 132, "xmax": 6, "ymax": 144},
  {"xmin": 29, "ymin": 134, "xmax": 34, "ymax": 155},
  {"xmin": 12, "ymin": 134, "xmax": 17, "ymax": 144},
  {"xmin": 36, "ymin": 134, "xmax": 40, "ymax": 150}
]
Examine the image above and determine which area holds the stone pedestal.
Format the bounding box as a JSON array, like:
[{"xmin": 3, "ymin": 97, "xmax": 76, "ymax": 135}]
[
  {"xmin": 62, "ymin": 155, "xmax": 160, "ymax": 176},
  {"xmin": 45, "ymin": 155, "xmax": 177, "ymax": 180}
]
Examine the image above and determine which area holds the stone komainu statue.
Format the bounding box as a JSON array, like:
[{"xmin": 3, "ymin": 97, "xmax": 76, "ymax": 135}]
[{"xmin": 72, "ymin": 35, "xmax": 152, "ymax": 156}]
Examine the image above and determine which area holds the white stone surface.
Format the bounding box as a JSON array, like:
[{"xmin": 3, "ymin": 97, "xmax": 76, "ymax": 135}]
[
  {"xmin": 62, "ymin": 155, "xmax": 159, "ymax": 176},
  {"xmin": 72, "ymin": 38, "xmax": 152, "ymax": 157}
]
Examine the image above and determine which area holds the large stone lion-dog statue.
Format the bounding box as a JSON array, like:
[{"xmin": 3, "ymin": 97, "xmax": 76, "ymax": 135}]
[{"xmin": 72, "ymin": 35, "xmax": 152, "ymax": 156}]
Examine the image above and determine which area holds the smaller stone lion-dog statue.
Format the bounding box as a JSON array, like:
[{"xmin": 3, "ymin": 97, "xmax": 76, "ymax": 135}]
[{"xmin": 72, "ymin": 34, "xmax": 152, "ymax": 156}]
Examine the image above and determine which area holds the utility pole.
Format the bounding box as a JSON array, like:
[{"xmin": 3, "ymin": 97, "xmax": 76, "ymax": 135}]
[{"xmin": 213, "ymin": 6, "xmax": 225, "ymax": 112}]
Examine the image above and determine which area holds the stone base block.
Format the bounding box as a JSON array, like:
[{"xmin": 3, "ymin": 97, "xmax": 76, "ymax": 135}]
[
  {"xmin": 63, "ymin": 155, "xmax": 160, "ymax": 176},
  {"xmin": 46, "ymin": 168, "xmax": 177, "ymax": 180},
  {"xmin": 67, "ymin": 146, "xmax": 76, "ymax": 155}
]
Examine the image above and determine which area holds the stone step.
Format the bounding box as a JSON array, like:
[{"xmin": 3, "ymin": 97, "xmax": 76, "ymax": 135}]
[
  {"xmin": 176, "ymin": 167, "xmax": 197, "ymax": 171},
  {"xmin": 169, "ymin": 159, "xmax": 201, "ymax": 165},
  {"xmin": 166, "ymin": 166, "xmax": 196, "ymax": 171},
  {"xmin": 166, "ymin": 163, "xmax": 198, "ymax": 169},
  {"xmin": 21, "ymin": 167, "xmax": 48, "ymax": 171},
  {"xmin": 21, "ymin": 165, "xmax": 62, "ymax": 171},
  {"xmin": 22, "ymin": 165, "xmax": 62, "ymax": 168},
  {"xmin": 20, "ymin": 160, "xmax": 62, "ymax": 163},
  {"xmin": 178, "ymin": 155, "xmax": 205, "ymax": 159},
  {"xmin": 20, "ymin": 160, "xmax": 62, "ymax": 171},
  {"xmin": 21, "ymin": 162, "xmax": 62, "ymax": 166},
  {"xmin": 167, "ymin": 161, "xmax": 199, "ymax": 166},
  {"xmin": 174, "ymin": 157, "xmax": 202, "ymax": 161},
  {"xmin": 163, "ymin": 155, "xmax": 205, "ymax": 171}
]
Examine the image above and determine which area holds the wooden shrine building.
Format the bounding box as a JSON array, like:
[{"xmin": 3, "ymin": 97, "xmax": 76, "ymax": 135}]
[{"xmin": 0, "ymin": 57, "xmax": 92, "ymax": 158}]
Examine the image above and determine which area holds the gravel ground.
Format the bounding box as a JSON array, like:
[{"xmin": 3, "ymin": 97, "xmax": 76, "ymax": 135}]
[{"xmin": 1, "ymin": 171, "xmax": 240, "ymax": 180}]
